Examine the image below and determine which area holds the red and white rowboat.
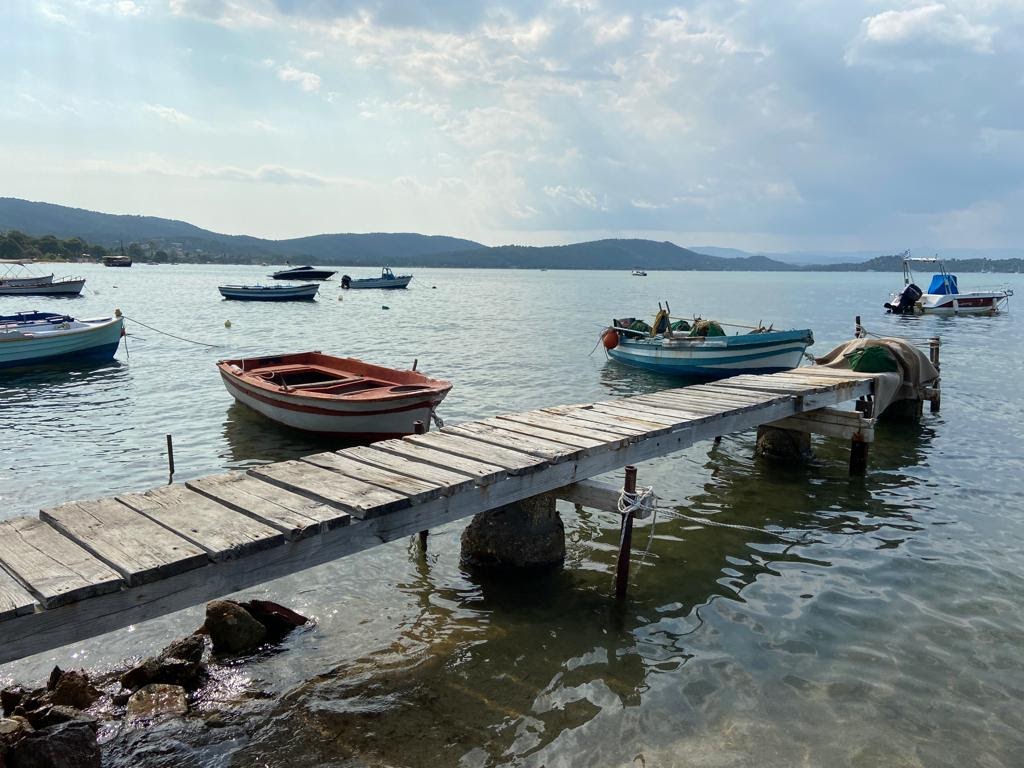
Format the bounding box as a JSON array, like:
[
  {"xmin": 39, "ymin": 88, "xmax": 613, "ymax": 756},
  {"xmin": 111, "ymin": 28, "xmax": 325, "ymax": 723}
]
[{"xmin": 217, "ymin": 351, "xmax": 452, "ymax": 439}]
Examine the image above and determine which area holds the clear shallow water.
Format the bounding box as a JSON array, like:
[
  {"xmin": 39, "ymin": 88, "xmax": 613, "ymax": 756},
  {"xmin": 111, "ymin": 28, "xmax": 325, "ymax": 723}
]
[{"xmin": 2, "ymin": 265, "xmax": 1023, "ymax": 767}]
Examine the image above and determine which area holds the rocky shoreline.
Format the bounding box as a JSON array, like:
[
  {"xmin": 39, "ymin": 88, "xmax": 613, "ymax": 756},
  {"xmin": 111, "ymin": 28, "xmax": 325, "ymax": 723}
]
[{"xmin": 0, "ymin": 599, "xmax": 308, "ymax": 768}]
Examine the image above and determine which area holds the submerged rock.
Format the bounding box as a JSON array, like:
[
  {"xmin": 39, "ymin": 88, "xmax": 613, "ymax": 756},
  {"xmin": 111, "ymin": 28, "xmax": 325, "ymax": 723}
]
[
  {"xmin": 242, "ymin": 600, "xmax": 309, "ymax": 641},
  {"xmin": 126, "ymin": 684, "xmax": 189, "ymax": 721},
  {"xmin": 204, "ymin": 600, "xmax": 266, "ymax": 655},
  {"xmin": 9, "ymin": 720, "xmax": 100, "ymax": 768},
  {"xmin": 49, "ymin": 670, "xmax": 100, "ymax": 710}
]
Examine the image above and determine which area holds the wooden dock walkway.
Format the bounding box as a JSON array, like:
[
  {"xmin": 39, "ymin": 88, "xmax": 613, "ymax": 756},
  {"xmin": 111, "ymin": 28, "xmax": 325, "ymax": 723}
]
[{"xmin": 0, "ymin": 367, "xmax": 897, "ymax": 664}]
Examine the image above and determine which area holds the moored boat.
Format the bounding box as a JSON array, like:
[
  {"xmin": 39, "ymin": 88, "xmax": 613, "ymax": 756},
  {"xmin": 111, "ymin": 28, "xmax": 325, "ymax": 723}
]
[
  {"xmin": 886, "ymin": 254, "xmax": 1012, "ymax": 315},
  {"xmin": 218, "ymin": 283, "xmax": 319, "ymax": 301},
  {"xmin": 217, "ymin": 351, "xmax": 451, "ymax": 438},
  {"xmin": 602, "ymin": 304, "xmax": 813, "ymax": 378},
  {"xmin": 340, "ymin": 267, "xmax": 412, "ymax": 289},
  {"xmin": 103, "ymin": 254, "xmax": 132, "ymax": 267},
  {"xmin": 631, "ymin": 269, "xmax": 647, "ymax": 276},
  {"xmin": 0, "ymin": 275, "xmax": 86, "ymax": 297},
  {"xmin": 0, "ymin": 311, "xmax": 124, "ymax": 368},
  {"xmin": 270, "ymin": 265, "xmax": 336, "ymax": 280}
]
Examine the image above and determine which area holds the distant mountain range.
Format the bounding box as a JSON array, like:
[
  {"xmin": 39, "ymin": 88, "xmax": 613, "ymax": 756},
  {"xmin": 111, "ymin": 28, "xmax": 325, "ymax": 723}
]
[{"xmin": 2, "ymin": 197, "xmax": 1021, "ymax": 272}]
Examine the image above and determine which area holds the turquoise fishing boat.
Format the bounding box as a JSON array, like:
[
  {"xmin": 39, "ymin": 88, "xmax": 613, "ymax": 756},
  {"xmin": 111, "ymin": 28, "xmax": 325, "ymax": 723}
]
[
  {"xmin": 601, "ymin": 304, "xmax": 813, "ymax": 378},
  {"xmin": 0, "ymin": 311, "xmax": 124, "ymax": 368}
]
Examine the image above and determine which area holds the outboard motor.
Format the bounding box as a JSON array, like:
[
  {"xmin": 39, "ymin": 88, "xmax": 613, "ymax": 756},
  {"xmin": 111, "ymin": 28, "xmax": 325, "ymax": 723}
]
[
  {"xmin": 341, "ymin": 275, "xmax": 351, "ymax": 289},
  {"xmin": 885, "ymin": 283, "xmax": 922, "ymax": 314}
]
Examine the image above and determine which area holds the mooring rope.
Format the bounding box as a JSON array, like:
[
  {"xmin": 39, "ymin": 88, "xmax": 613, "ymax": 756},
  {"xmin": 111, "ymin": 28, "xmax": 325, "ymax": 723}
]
[{"xmin": 116, "ymin": 312, "xmax": 221, "ymax": 348}]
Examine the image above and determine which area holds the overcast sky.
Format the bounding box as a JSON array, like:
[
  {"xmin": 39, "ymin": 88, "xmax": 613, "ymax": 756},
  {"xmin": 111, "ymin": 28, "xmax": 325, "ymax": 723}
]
[{"xmin": 2, "ymin": 1, "xmax": 1022, "ymax": 250}]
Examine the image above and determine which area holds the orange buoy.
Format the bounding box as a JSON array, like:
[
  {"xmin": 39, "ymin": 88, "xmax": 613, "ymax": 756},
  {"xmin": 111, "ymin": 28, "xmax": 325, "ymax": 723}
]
[{"xmin": 602, "ymin": 328, "xmax": 619, "ymax": 349}]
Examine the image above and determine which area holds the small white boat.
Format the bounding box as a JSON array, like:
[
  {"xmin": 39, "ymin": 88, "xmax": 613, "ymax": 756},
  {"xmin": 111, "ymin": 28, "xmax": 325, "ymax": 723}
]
[
  {"xmin": 0, "ymin": 261, "xmax": 85, "ymax": 296},
  {"xmin": 602, "ymin": 305, "xmax": 813, "ymax": 378},
  {"xmin": 0, "ymin": 311, "xmax": 124, "ymax": 368},
  {"xmin": 886, "ymin": 254, "xmax": 1012, "ymax": 315},
  {"xmin": 631, "ymin": 269, "xmax": 647, "ymax": 277},
  {"xmin": 217, "ymin": 351, "xmax": 451, "ymax": 438},
  {"xmin": 218, "ymin": 283, "xmax": 319, "ymax": 301},
  {"xmin": 340, "ymin": 267, "xmax": 412, "ymax": 290}
]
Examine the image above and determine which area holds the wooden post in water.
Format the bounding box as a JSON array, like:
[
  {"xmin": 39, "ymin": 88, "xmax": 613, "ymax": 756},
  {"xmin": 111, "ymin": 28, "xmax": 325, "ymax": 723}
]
[
  {"xmin": 855, "ymin": 315, "xmax": 863, "ymax": 339},
  {"xmin": 165, "ymin": 434, "xmax": 175, "ymax": 482},
  {"xmin": 614, "ymin": 465, "xmax": 637, "ymax": 601},
  {"xmin": 414, "ymin": 420, "xmax": 429, "ymax": 549},
  {"xmin": 929, "ymin": 337, "xmax": 941, "ymax": 412},
  {"xmin": 849, "ymin": 400, "xmax": 871, "ymax": 476}
]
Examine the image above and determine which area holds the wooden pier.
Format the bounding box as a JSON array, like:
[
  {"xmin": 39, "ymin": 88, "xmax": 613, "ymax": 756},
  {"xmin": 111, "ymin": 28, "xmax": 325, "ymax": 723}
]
[{"xmin": 0, "ymin": 366, "xmax": 929, "ymax": 665}]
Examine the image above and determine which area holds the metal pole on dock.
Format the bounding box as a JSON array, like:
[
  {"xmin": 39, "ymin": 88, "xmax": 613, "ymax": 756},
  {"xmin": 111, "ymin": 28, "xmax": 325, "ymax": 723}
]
[
  {"xmin": 166, "ymin": 434, "xmax": 175, "ymax": 481},
  {"xmin": 414, "ymin": 420, "xmax": 429, "ymax": 549},
  {"xmin": 614, "ymin": 465, "xmax": 637, "ymax": 601}
]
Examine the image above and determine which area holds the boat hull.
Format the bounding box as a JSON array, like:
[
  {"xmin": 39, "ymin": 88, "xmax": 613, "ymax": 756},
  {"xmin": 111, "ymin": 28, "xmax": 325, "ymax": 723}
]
[
  {"xmin": 270, "ymin": 267, "xmax": 336, "ymax": 280},
  {"xmin": 915, "ymin": 292, "xmax": 1008, "ymax": 315},
  {"xmin": 608, "ymin": 329, "xmax": 812, "ymax": 378},
  {"xmin": 219, "ymin": 284, "xmax": 319, "ymax": 301},
  {"xmin": 0, "ymin": 279, "xmax": 86, "ymax": 296},
  {"xmin": 0, "ymin": 316, "xmax": 123, "ymax": 368},
  {"xmin": 217, "ymin": 352, "xmax": 451, "ymax": 437},
  {"xmin": 342, "ymin": 276, "xmax": 412, "ymax": 289}
]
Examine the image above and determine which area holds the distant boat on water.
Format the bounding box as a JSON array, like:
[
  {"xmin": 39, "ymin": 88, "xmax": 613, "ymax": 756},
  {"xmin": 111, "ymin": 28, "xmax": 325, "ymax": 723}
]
[
  {"xmin": 218, "ymin": 283, "xmax": 319, "ymax": 301},
  {"xmin": 631, "ymin": 269, "xmax": 647, "ymax": 276},
  {"xmin": 271, "ymin": 265, "xmax": 336, "ymax": 280},
  {"xmin": 0, "ymin": 261, "xmax": 85, "ymax": 296},
  {"xmin": 340, "ymin": 267, "xmax": 412, "ymax": 289}
]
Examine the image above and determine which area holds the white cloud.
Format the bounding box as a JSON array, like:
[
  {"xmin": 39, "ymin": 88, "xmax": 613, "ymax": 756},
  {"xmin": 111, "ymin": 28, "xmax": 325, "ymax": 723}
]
[
  {"xmin": 143, "ymin": 104, "xmax": 193, "ymax": 124},
  {"xmin": 846, "ymin": 4, "xmax": 997, "ymax": 65},
  {"xmin": 544, "ymin": 185, "xmax": 608, "ymax": 210},
  {"xmin": 199, "ymin": 164, "xmax": 328, "ymax": 185},
  {"xmin": 592, "ymin": 15, "xmax": 633, "ymax": 45},
  {"xmin": 277, "ymin": 64, "xmax": 321, "ymax": 93}
]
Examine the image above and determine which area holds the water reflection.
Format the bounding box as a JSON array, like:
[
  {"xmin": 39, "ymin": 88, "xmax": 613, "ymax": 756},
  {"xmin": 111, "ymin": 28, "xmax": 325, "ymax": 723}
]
[
  {"xmin": 597, "ymin": 359, "xmax": 708, "ymax": 397},
  {"xmin": 219, "ymin": 401, "xmax": 363, "ymax": 468}
]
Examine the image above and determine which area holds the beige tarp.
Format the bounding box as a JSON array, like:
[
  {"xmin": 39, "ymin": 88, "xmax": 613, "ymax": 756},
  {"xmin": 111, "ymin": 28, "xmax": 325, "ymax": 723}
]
[{"xmin": 814, "ymin": 337, "xmax": 939, "ymax": 414}]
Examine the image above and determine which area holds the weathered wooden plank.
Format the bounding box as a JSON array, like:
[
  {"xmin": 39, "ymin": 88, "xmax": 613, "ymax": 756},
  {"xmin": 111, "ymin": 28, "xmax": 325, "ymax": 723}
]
[
  {"xmin": 404, "ymin": 431, "xmax": 548, "ymax": 473},
  {"xmin": 41, "ymin": 498, "xmax": 208, "ymax": 586},
  {"xmin": 187, "ymin": 473, "xmax": 350, "ymax": 539},
  {"xmin": 249, "ymin": 461, "xmax": 410, "ymax": 519},
  {"xmin": 476, "ymin": 417, "xmax": 606, "ymax": 449},
  {"xmin": 575, "ymin": 402, "xmax": 686, "ymax": 428},
  {"xmin": 782, "ymin": 368, "xmax": 876, "ymax": 381},
  {"xmin": 443, "ymin": 422, "xmax": 582, "ymax": 462},
  {"xmin": 716, "ymin": 377, "xmax": 824, "ymax": 394},
  {"xmin": 769, "ymin": 407, "xmax": 875, "ymax": 441},
  {"xmin": 301, "ymin": 452, "xmax": 444, "ymax": 498},
  {"xmin": 371, "ymin": 439, "xmax": 508, "ymax": 482},
  {"xmin": 0, "ymin": 565, "xmax": 39, "ymax": 620},
  {"xmin": 499, "ymin": 411, "xmax": 638, "ymax": 442},
  {"xmin": 556, "ymin": 478, "xmax": 628, "ymax": 515},
  {"xmin": 337, "ymin": 445, "xmax": 481, "ymax": 488},
  {"xmin": 676, "ymin": 384, "xmax": 787, "ymax": 403},
  {"xmin": 644, "ymin": 390, "xmax": 775, "ymax": 412},
  {"xmin": 118, "ymin": 485, "xmax": 285, "ymax": 559},
  {"xmin": 589, "ymin": 401, "xmax": 709, "ymax": 425},
  {"xmin": 628, "ymin": 393, "xmax": 739, "ymax": 415},
  {"xmin": 544, "ymin": 404, "xmax": 670, "ymax": 434},
  {"xmin": 0, "ymin": 517, "xmax": 122, "ymax": 608}
]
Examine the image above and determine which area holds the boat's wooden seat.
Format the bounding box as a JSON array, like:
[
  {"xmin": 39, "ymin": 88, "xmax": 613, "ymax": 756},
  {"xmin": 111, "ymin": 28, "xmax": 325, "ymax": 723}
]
[{"xmin": 287, "ymin": 377, "xmax": 363, "ymax": 390}]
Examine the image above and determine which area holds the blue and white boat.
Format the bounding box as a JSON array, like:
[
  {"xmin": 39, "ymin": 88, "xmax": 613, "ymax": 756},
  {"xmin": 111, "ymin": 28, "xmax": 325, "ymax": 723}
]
[
  {"xmin": 602, "ymin": 307, "xmax": 813, "ymax": 378},
  {"xmin": 0, "ymin": 311, "xmax": 124, "ymax": 369},
  {"xmin": 218, "ymin": 283, "xmax": 319, "ymax": 301}
]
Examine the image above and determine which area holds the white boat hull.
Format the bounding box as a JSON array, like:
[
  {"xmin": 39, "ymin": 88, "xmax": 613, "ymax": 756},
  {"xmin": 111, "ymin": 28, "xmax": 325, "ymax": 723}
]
[{"xmin": 0, "ymin": 279, "xmax": 86, "ymax": 296}]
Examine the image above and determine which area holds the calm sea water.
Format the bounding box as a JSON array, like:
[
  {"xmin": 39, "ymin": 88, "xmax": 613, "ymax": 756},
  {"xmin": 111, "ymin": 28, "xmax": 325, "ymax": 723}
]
[{"xmin": 2, "ymin": 264, "xmax": 1023, "ymax": 767}]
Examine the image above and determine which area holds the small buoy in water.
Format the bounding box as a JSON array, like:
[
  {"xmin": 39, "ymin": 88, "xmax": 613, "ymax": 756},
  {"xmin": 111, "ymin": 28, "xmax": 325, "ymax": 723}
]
[
  {"xmin": 382, "ymin": 305, "xmax": 390, "ymax": 310},
  {"xmin": 337, "ymin": 295, "xmax": 343, "ymax": 301},
  {"xmin": 114, "ymin": 308, "xmax": 122, "ymax": 318},
  {"xmin": 224, "ymin": 320, "xmax": 232, "ymax": 328},
  {"xmin": 602, "ymin": 328, "xmax": 619, "ymax": 349},
  {"xmin": 432, "ymin": 286, "xmax": 437, "ymax": 289}
]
